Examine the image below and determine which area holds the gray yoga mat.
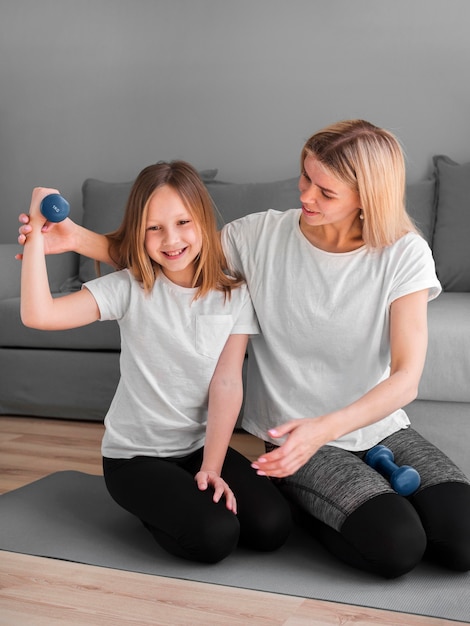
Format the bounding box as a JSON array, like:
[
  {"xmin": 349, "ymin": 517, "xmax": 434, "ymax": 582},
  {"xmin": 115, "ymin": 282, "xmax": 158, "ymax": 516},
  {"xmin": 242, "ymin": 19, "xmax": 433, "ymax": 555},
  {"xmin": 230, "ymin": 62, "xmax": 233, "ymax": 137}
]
[{"xmin": 1, "ymin": 471, "xmax": 469, "ymax": 623}]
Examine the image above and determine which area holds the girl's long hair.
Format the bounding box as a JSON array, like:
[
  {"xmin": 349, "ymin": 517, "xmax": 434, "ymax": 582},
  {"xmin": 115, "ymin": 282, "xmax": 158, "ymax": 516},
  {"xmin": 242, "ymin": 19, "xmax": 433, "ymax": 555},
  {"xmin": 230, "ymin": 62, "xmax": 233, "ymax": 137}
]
[
  {"xmin": 301, "ymin": 120, "xmax": 418, "ymax": 248},
  {"xmin": 107, "ymin": 160, "xmax": 243, "ymax": 299}
]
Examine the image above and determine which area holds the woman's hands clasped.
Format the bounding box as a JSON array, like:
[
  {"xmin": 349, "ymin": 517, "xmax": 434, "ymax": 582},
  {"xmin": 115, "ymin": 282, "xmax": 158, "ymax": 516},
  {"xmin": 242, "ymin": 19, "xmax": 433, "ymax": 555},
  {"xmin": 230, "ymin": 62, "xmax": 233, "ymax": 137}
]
[{"xmin": 195, "ymin": 470, "xmax": 237, "ymax": 514}]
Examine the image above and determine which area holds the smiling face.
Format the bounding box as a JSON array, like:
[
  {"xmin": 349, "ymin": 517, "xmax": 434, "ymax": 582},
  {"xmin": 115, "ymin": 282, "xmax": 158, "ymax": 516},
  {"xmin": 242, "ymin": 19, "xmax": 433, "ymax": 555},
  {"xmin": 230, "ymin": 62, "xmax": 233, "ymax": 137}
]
[
  {"xmin": 299, "ymin": 154, "xmax": 362, "ymax": 229},
  {"xmin": 144, "ymin": 184, "xmax": 203, "ymax": 288}
]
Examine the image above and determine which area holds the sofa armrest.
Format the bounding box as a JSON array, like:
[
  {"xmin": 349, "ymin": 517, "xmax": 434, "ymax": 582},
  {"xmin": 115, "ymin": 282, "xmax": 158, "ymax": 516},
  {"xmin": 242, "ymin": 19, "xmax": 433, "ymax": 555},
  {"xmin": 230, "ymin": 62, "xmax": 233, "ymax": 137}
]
[{"xmin": 0, "ymin": 244, "xmax": 79, "ymax": 299}]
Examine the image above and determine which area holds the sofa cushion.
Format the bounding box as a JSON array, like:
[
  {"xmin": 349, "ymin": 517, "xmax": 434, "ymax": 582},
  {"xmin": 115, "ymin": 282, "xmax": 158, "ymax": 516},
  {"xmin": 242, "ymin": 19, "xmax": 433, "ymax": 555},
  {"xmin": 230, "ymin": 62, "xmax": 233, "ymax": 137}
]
[
  {"xmin": 79, "ymin": 179, "xmax": 132, "ymax": 283},
  {"xmin": 80, "ymin": 174, "xmax": 300, "ymax": 283},
  {"xmin": 0, "ymin": 295, "xmax": 121, "ymax": 350},
  {"xmin": 418, "ymin": 292, "xmax": 470, "ymax": 402},
  {"xmin": 79, "ymin": 172, "xmax": 438, "ymax": 282},
  {"xmin": 432, "ymin": 155, "xmax": 470, "ymax": 291},
  {"xmin": 205, "ymin": 177, "xmax": 300, "ymax": 226},
  {"xmin": 405, "ymin": 179, "xmax": 436, "ymax": 246}
]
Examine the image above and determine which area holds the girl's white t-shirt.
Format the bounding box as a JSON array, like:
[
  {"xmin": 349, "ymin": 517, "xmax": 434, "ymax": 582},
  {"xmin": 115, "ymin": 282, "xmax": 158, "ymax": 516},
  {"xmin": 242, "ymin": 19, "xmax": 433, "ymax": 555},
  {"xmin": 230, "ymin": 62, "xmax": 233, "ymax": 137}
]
[
  {"xmin": 222, "ymin": 209, "xmax": 442, "ymax": 451},
  {"xmin": 85, "ymin": 270, "xmax": 259, "ymax": 459}
]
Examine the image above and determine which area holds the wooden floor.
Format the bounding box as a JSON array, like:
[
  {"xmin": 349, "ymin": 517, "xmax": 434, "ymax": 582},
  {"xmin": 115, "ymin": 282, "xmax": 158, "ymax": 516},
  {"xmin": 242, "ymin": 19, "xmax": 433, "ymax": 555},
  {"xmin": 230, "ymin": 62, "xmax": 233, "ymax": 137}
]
[{"xmin": 0, "ymin": 416, "xmax": 462, "ymax": 626}]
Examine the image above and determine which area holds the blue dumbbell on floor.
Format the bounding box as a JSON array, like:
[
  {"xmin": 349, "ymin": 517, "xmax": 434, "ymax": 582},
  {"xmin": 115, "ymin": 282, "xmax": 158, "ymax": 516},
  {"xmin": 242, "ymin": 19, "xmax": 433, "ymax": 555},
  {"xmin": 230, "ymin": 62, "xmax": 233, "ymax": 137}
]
[
  {"xmin": 40, "ymin": 193, "xmax": 70, "ymax": 222},
  {"xmin": 365, "ymin": 445, "xmax": 421, "ymax": 496}
]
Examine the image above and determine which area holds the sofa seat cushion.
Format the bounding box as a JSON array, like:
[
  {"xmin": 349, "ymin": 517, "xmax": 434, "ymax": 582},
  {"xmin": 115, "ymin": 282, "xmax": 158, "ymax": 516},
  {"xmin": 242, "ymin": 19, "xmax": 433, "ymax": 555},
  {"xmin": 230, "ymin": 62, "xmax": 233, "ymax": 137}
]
[
  {"xmin": 418, "ymin": 292, "xmax": 470, "ymax": 402},
  {"xmin": 0, "ymin": 295, "xmax": 120, "ymax": 351}
]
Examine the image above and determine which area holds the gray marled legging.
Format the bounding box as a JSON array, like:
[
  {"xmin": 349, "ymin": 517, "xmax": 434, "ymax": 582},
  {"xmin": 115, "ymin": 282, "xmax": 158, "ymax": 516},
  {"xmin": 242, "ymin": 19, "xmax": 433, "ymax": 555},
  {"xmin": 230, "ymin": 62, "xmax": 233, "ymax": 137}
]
[{"xmin": 270, "ymin": 427, "xmax": 470, "ymax": 577}]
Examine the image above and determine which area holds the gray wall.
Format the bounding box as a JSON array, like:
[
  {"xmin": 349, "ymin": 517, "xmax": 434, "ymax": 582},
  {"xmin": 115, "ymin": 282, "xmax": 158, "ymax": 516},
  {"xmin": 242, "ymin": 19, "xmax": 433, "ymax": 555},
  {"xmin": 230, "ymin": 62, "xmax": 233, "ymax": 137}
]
[{"xmin": 1, "ymin": 0, "xmax": 469, "ymax": 242}]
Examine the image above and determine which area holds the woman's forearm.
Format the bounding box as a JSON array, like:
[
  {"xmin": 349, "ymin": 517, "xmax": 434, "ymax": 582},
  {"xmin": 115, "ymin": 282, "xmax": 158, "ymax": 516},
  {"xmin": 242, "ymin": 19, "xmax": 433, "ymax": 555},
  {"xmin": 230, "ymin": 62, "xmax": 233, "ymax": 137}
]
[
  {"xmin": 18, "ymin": 215, "xmax": 116, "ymax": 266},
  {"xmin": 317, "ymin": 369, "xmax": 420, "ymax": 444},
  {"xmin": 75, "ymin": 224, "xmax": 116, "ymax": 266}
]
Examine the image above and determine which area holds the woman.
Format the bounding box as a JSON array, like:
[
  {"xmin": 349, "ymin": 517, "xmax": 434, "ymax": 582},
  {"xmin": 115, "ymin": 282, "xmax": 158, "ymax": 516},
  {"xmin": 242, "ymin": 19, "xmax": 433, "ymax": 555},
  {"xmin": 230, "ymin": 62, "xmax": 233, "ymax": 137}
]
[{"xmin": 18, "ymin": 120, "xmax": 470, "ymax": 578}]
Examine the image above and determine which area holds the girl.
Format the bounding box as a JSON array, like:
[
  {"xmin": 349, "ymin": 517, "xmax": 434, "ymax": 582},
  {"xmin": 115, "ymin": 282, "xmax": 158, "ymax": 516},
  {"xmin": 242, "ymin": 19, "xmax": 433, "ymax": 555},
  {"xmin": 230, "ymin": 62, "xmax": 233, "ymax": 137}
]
[{"xmin": 20, "ymin": 161, "xmax": 291, "ymax": 564}]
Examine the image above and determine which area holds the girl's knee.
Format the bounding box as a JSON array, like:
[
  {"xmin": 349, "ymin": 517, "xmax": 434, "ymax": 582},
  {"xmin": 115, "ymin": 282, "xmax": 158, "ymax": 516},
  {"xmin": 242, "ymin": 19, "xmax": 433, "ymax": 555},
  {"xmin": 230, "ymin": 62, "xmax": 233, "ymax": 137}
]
[
  {"xmin": 239, "ymin": 498, "xmax": 292, "ymax": 551},
  {"xmin": 192, "ymin": 514, "xmax": 240, "ymax": 563},
  {"xmin": 234, "ymin": 478, "xmax": 292, "ymax": 551},
  {"xmin": 146, "ymin": 508, "xmax": 240, "ymax": 564}
]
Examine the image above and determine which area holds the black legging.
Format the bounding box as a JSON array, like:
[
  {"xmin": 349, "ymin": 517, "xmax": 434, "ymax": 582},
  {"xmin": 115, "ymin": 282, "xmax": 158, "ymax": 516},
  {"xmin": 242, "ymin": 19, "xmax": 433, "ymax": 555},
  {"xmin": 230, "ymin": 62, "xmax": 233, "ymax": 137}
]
[
  {"xmin": 271, "ymin": 427, "xmax": 470, "ymax": 578},
  {"xmin": 103, "ymin": 446, "xmax": 291, "ymax": 563},
  {"xmin": 300, "ymin": 481, "xmax": 470, "ymax": 578},
  {"xmin": 276, "ymin": 426, "xmax": 470, "ymax": 579}
]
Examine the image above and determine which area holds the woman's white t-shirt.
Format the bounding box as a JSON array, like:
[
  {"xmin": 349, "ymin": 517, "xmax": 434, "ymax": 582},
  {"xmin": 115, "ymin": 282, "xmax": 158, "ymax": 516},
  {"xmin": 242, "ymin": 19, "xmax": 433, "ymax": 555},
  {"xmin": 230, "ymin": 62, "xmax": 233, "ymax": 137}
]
[
  {"xmin": 221, "ymin": 209, "xmax": 441, "ymax": 451},
  {"xmin": 85, "ymin": 270, "xmax": 259, "ymax": 459}
]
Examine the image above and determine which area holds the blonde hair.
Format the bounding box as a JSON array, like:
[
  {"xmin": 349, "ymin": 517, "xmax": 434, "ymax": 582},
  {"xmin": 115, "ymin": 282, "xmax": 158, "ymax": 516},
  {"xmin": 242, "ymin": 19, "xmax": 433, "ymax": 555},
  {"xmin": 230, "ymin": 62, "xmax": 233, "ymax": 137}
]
[
  {"xmin": 107, "ymin": 161, "xmax": 243, "ymax": 299},
  {"xmin": 301, "ymin": 120, "xmax": 418, "ymax": 248}
]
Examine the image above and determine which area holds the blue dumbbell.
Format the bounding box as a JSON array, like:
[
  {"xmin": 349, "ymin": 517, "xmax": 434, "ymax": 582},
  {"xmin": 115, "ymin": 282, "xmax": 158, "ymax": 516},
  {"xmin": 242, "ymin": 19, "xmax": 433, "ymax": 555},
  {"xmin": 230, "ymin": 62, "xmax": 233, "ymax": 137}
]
[
  {"xmin": 40, "ymin": 193, "xmax": 70, "ymax": 222},
  {"xmin": 365, "ymin": 445, "xmax": 421, "ymax": 496}
]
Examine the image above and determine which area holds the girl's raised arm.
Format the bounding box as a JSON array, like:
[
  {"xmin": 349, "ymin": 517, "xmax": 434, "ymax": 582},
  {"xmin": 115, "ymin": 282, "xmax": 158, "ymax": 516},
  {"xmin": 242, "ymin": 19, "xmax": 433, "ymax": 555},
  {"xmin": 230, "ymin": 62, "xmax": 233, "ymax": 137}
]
[{"xmin": 21, "ymin": 188, "xmax": 101, "ymax": 331}]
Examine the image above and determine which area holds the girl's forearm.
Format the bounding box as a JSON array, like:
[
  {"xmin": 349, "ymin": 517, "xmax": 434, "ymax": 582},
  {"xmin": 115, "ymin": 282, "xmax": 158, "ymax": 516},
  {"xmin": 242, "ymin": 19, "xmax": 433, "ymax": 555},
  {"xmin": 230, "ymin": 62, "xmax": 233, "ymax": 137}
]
[
  {"xmin": 21, "ymin": 230, "xmax": 56, "ymax": 328},
  {"xmin": 202, "ymin": 378, "xmax": 243, "ymax": 475}
]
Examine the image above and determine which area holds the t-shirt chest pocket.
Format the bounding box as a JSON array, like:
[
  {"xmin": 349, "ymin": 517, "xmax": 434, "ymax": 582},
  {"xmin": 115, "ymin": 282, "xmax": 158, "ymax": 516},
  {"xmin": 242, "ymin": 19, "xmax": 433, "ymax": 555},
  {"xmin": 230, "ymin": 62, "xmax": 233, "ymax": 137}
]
[{"xmin": 196, "ymin": 315, "xmax": 234, "ymax": 359}]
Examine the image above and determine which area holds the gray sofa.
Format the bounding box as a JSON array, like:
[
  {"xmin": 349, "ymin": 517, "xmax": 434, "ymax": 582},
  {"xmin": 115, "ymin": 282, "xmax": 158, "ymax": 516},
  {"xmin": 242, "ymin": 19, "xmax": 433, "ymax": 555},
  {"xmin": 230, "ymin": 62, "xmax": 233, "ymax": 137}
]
[{"xmin": 1, "ymin": 156, "xmax": 469, "ymax": 476}]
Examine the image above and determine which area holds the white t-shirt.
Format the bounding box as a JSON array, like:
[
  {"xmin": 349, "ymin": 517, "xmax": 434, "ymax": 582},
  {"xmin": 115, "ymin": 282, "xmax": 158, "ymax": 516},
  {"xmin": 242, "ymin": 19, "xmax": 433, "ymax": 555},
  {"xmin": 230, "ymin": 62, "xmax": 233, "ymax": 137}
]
[
  {"xmin": 221, "ymin": 209, "xmax": 442, "ymax": 451},
  {"xmin": 84, "ymin": 270, "xmax": 259, "ymax": 459}
]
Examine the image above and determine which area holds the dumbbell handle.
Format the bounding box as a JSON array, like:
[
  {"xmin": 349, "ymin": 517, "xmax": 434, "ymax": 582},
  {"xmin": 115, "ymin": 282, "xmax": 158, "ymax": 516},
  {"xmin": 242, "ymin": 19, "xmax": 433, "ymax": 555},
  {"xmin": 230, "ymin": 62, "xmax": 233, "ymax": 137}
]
[
  {"xmin": 40, "ymin": 193, "xmax": 70, "ymax": 222},
  {"xmin": 375, "ymin": 454, "xmax": 399, "ymax": 475},
  {"xmin": 365, "ymin": 445, "xmax": 421, "ymax": 496}
]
